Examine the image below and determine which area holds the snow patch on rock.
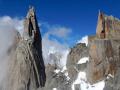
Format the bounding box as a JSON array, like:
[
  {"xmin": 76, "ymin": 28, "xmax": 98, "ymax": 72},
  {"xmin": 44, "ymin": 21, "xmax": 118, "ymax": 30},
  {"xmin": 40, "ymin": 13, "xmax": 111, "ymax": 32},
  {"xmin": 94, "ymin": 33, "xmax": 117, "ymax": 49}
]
[
  {"xmin": 77, "ymin": 57, "xmax": 89, "ymax": 64},
  {"xmin": 72, "ymin": 71, "xmax": 105, "ymax": 90}
]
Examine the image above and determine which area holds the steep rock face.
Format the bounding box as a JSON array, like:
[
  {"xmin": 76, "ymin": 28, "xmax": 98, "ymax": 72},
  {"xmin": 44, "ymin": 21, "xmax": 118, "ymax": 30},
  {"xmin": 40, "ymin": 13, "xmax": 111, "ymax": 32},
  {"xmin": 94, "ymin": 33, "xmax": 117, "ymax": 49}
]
[
  {"xmin": 6, "ymin": 7, "xmax": 46, "ymax": 90},
  {"xmin": 88, "ymin": 11, "xmax": 120, "ymax": 90},
  {"xmin": 87, "ymin": 39, "xmax": 118, "ymax": 84},
  {"xmin": 66, "ymin": 43, "xmax": 88, "ymax": 82},
  {"xmin": 67, "ymin": 43, "xmax": 88, "ymax": 66}
]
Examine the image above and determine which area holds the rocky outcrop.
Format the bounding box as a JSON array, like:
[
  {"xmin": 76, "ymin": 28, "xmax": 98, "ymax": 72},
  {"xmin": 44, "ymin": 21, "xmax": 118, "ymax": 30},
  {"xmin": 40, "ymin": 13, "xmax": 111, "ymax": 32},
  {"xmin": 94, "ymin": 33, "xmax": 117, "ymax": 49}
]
[
  {"xmin": 65, "ymin": 43, "xmax": 88, "ymax": 90},
  {"xmin": 66, "ymin": 43, "xmax": 88, "ymax": 82},
  {"xmin": 74, "ymin": 84, "xmax": 81, "ymax": 90},
  {"xmin": 6, "ymin": 7, "xmax": 46, "ymax": 90},
  {"xmin": 41, "ymin": 64, "xmax": 71, "ymax": 90},
  {"xmin": 103, "ymin": 68, "xmax": 120, "ymax": 90}
]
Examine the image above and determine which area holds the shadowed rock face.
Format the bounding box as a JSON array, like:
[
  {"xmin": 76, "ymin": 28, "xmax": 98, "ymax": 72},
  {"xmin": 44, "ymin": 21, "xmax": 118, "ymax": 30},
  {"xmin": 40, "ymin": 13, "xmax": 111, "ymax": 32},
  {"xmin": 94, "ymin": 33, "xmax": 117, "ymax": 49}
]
[{"xmin": 6, "ymin": 7, "xmax": 46, "ymax": 90}]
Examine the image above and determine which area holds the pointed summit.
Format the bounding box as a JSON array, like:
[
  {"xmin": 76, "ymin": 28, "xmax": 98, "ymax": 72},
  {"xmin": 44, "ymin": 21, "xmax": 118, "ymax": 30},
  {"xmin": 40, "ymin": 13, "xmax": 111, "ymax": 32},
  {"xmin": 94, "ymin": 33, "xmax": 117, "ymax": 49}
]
[
  {"xmin": 27, "ymin": 6, "xmax": 35, "ymax": 18},
  {"xmin": 23, "ymin": 6, "xmax": 41, "ymax": 42}
]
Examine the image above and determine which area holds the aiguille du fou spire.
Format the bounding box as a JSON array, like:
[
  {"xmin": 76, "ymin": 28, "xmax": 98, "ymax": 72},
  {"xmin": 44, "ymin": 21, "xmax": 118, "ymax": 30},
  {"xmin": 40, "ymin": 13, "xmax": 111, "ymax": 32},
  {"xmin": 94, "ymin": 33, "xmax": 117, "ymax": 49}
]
[{"xmin": 7, "ymin": 7, "xmax": 46, "ymax": 90}]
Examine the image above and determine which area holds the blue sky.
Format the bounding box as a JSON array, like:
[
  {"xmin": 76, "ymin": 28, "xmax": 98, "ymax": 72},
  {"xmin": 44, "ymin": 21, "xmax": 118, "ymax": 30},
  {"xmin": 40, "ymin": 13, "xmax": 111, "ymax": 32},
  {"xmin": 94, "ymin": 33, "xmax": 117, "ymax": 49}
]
[{"xmin": 0, "ymin": 0, "xmax": 120, "ymax": 46}]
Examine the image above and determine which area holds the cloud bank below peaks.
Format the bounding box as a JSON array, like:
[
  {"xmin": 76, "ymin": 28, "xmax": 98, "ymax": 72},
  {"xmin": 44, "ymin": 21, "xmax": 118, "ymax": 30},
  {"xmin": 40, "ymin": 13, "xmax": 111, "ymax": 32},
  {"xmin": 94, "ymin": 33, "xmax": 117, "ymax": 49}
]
[{"xmin": 41, "ymin": 24, "xmax": 72, "ymax": 66}]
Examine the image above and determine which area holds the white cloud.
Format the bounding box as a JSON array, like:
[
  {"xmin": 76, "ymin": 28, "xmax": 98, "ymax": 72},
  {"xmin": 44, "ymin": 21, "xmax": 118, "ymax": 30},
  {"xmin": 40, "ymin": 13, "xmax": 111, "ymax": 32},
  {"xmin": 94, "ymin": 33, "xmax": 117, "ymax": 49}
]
[
  {"xmin": 48, "ymin": 26, "xmax": 72, "ymax": 38},
  {"xmin": 40, "ymin": 22, "xmax": 72, "ymax": 38},
  {"xmin": 77, "ymin": 36, "xmax": 88, "ymax": 46},
  {"xmin": 0, "ymin": 16, "xmax": 24, "ymax": 35},
  {"xmin": 0, "ymin": 16, "xmax": 23, "ymax": 88},
  {"xmin": 42, "ymin": 24, "xmax": 71, "ymax": 66},
  {"xmin": 41, "ymin": 22, "xmax": 72, "ymax": 66}
]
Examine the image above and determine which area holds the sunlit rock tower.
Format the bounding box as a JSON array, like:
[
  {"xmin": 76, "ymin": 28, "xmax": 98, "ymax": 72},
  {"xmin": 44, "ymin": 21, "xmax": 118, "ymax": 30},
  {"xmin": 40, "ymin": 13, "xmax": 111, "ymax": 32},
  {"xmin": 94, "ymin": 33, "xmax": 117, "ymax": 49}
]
[
  {"xmin": 7, "ymin": 7, "xmax": 46, "ymax": 90},
  {"xmin": 87, "ymin": 11, "xmax": 120, "ymax": 84}
]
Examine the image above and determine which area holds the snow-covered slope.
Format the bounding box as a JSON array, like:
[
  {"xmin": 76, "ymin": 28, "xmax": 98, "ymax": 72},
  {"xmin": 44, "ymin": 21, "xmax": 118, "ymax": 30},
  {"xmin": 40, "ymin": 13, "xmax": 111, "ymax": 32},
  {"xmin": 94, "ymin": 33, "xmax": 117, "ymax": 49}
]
[{"xmin": 72, "ymin": 71, "xmax": 105, "ymax": 90}]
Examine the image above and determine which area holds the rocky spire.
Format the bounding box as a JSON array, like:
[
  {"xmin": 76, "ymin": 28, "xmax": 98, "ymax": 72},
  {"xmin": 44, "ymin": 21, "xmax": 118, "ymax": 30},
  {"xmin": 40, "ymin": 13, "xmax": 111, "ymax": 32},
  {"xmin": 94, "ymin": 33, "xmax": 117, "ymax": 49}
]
[
  {"xmin": 7, "ymin": 7, "xmax": 46, "ymax": 90},
  {"xmin": 23, "ymin": 6, "xmax": 46, "ymax": 88}
]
